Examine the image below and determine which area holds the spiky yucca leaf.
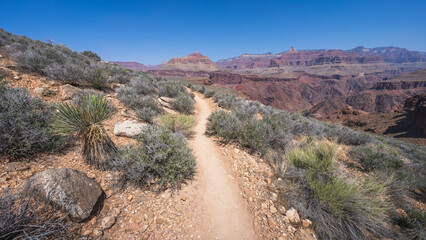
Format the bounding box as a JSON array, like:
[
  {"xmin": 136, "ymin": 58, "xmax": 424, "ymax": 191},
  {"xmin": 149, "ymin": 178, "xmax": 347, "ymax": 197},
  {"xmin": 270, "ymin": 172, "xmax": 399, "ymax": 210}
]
[
  {"xmin": 54, "ymin": 94, "xmax": 118, "ymax": 169},
  {"xmin": 54, "ymin": 94, "xmax": 111, "ymax": 135}
]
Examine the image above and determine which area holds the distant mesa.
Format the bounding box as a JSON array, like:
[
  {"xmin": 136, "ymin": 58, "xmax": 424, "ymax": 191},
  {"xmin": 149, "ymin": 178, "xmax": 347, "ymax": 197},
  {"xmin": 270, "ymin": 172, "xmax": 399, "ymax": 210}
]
[
  {"xmin": 161, "ymin": 52, "xmax": 219, "ymax": 72},
  {"xmin": 110, "ymin": 61, "xmax": 161, "ymax": 71},
  {"xmin": 288, "ymin": 46, "xmax": 297, "ymax": 52}
]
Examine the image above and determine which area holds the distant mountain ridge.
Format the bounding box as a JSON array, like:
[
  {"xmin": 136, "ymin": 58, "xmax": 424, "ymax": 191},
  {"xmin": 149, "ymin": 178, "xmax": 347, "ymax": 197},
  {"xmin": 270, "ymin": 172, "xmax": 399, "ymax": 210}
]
[{"xmin": 216, "ymin": 46, "xmax": 426, "ymax": 70}]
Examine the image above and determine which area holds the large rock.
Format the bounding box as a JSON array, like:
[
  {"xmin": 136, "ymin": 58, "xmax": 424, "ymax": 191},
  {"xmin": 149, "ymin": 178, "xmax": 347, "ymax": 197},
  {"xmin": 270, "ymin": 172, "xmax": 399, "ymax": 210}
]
[
  {"xmin": 61, "ymin": 84, "xmax": 81, "ymax": 100},
  {"xmin": 18, "ymin": 168, "xmax": 104, "ymax": 222},
  {"xmin": 114, "ymin": 120, "xmax": 147, "ymax": 138}
]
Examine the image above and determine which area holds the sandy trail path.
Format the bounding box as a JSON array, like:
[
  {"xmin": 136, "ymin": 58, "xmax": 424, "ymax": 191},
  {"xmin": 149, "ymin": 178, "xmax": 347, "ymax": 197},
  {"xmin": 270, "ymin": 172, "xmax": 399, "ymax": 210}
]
[{"xmin": 185, "ymin": 92, "xmax": 257, "ymax": 240}]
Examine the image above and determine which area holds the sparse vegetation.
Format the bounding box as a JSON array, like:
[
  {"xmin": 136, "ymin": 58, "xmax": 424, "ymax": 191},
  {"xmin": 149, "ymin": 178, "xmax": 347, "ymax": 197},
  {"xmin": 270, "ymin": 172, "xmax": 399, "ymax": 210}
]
[
  {"xmin": 118, "ymin": 125, "xmax": 196, "ymax": 190},
  {"xmin": 0, "ymin": 86, "xmax": 63, "ymax": 160},
  {"xmin": 54, "ymin": 93, "xmax": 118, "ymax": 169},
  {"xmin": 0, "ymin": 189, "xmax": 70, "ymax": 240},
  {"xmin": 285, "ymin": 140, "xmax": 394, "ymax": 240},
  {"xmin": 159, "ymin": 114, "xmax": 195, "ymax": 137},
  {"xmin": 171, "ymin": 93, "xmax": 195, "ymax": 114},
  {"xmin": 206, "ymin": 90, "xmax": 426, "ymax": 239},
  {"xmin": 0, "ymin": 28, "xmax": 131, "ymax": 88}
]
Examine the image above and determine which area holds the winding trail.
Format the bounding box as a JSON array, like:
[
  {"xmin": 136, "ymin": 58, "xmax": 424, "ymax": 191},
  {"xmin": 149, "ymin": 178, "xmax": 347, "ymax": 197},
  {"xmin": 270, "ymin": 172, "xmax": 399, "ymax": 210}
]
[{"xmin": 186, "ymin": 93, "xmax": 257, "ymax": 240}]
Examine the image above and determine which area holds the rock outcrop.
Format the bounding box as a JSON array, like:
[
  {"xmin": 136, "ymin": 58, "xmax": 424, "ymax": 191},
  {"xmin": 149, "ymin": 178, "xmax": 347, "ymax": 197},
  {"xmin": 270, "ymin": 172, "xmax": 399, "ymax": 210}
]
[
  {"xmin": 404, "ymin": 94, "xmax": 426, "ymax": 135},
  {"xmin": 161, "ymin": 52, "xmax": 219, "ymax": 72},
  {"xmin": 18, "ymin": 168, "xmax": 104, "ymax": 222},
  {"xmin": 113, "ymin": 120, "xmax": 147, "ymax": 137}
]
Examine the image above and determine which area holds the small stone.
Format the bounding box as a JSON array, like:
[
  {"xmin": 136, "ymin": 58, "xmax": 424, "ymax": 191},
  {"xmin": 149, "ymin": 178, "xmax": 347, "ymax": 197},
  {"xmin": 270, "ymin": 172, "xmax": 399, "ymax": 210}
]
[
  {"xmin": 234, "ymin": 148, "xmax": 240, "ymax": 154},
  {"xmin": 0, "ymin": 54, "xmax": 3, "ymax": 58},
  {"xmin": 302, "ymin": 219, "xmax": 312, "ymax": 228},
  {"xmin": 6, "ymin": 162, "xmax": 29, "ymax": 172},
  {"xmin": 268, "ymin": 219, "xmax": 277, "ymax": 227},
  {"xmin": 278, "ymin": 205, "xmax": 286, "ymax": 214},
  {"xmin": 144, "ymin": 214, "xmax": 148, "ymax": 220},
  {"xmin": 83, "ymin": 230, "xmax": 91, "ymax": 236},
  {"xmin": 14, "ymin": 76, "xmax": 21, "ymax": 80},
  {"xmin": 93, "ymin": 229, "xmax": 103, "ymax": 237},
  {"xmin": 278, "ymin": 237, "xmax": 285, "ymax": 240},
  {"xmin": 286, "ymin": 208, "xmax": 300, "ymax": 224},
  {"xmin": 270, "ymin": 206, "xmax": 278, "ymax": 214},
  {"xmin": 142, "ymin": 224, "xmax": 149, "ymax": 232},
  {"xmin": 110, "ymin": 208, "xmax": 121, "ymax": 217},
  {"xmin": 89, "ymin": 216, "xmax": 97, "ymax": 225},
  {"xmin": 156, "ymin": 218, "xmax": 164, "ymax": 224},
  {"xmin": 141, "ymin": 233, "xmax": 150, "ymax": 240},
  {"xmin": 181, "ymin": 196, "xmax": 187, "ymax": 201},
  {"xmin": 101, "ymin": 216, "xmax": 116, "ymax": 230},
  {"xmin": 249, "ymin": 197, "xmax": 253, "ymax": 202},
  {"xmin": 265, "ymin": 178, "xmax": 271, "ymax": 185},
  {"xmin": 127, "ymin": 195, "xmax": 133, "ymax": 201}
]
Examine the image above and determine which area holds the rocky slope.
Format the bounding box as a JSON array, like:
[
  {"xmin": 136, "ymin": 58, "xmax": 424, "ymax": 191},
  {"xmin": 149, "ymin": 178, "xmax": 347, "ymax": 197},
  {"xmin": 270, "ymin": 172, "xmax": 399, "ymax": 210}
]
[
  {"xmin": 209, "ymin": 67, "xmax": 421, "ymax": 112},
  {"xmin": 404, "ymin": 93, "xmax": 426, "ymax": 135}
]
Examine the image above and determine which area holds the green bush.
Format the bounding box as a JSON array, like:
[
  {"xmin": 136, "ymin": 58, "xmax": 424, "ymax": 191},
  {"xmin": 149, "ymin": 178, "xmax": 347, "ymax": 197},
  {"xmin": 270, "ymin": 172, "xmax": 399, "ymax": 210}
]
[
  {"xmin": 172, "ymin": 93, "xmax": 195, "ymax": 114},
  {"xmin": 159, "ymin": 114, "xmax": 195, "ymax": 137},
  {"xmin": 119, "ymin": 125, "xmax": 196, "ymax": 190},
  {"xmin": 54, "ymin": 94, "xmax": 118, "ymax": 169},
  {"xmin": 0, "ymin": 87, "xmax": 63, "ymax": 160}
]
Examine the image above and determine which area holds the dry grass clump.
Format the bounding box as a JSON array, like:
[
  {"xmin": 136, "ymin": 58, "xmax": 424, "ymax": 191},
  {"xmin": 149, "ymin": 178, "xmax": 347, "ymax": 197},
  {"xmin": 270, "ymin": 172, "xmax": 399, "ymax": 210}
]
[{"xmin": 158, "ymin": 114, "xmax": 195, "ymax": 137}]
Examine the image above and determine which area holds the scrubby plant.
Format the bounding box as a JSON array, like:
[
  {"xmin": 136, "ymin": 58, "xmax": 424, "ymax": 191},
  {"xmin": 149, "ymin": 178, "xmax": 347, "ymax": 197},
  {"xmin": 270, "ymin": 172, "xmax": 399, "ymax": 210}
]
[
  {"xmin": 190, "ymin": 84, "xmax": 205, "ymax": 94},
  {"xmin": 171, "ymin": 93, "xmax": 195, "ymax": 114},
  {"xmin": 204, "ymin": 89, "xmax": 216, "ymax": 98},
  {"xmin": 118, "ymin": 125, "xmax": 196, "ymax": 190},
  {"xmin": 159, "ymin": 114, "xmax": 195, "ymax": 137},
  {"xmin": 81, "ymin": 50, "xmax": 101, "ymax": 61},
  {"xmin": 212, "ymin": 92, "xmax": 238, "ymax": 108},
  {"xmin": 0, "ymin": 189, "xmax": 70, "ymax": 240},
  {"xmin": 158, "ymin": 81, "xmax": 184, "ymax": 98},
  {"xmin": 54, "ymin": 93, "xmax": 118, "ymax": 169},
  {"xmin": 0, "ymin": 87, "xmax": 63, "ymax": 160},
  {"xmin": 285, "ymin": 140, "xmax": 394, "ymax": 240},
  {"xmin": 349, "ymin": 143, "xmax": 403, "ymax": 172},
  {"xmin": 135, "ymin": 107, "xmax": 158, "ymax": 123}
]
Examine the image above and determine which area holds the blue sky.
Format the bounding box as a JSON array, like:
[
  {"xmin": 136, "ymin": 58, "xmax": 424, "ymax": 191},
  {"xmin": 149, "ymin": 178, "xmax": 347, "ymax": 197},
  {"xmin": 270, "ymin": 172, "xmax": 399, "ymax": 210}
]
[{"xmin": 1, "ymin": 0, "xmax": 425, "ymax": 64}]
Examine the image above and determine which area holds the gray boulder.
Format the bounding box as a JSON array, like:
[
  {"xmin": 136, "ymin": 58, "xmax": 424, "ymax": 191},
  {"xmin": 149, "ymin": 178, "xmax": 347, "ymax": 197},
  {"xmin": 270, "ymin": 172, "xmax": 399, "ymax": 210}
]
[
  {"xmin": 61, "ymin": 84, "xmax": 81, "ymax": 100},
  {"xmin": 113, "ymin": 120, "xmax": 146, "ymax": 138},
  {"xmin": 18, "ymin": 168, "xmax": 104, "ymax": 222}
]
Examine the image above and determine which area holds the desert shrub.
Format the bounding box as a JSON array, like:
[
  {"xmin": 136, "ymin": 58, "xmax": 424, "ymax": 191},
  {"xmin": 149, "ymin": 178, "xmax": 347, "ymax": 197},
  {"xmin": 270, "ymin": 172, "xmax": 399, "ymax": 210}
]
[
  {"xmin": 118, "ymin": 125, "xmax": 196, "ymax": 190},
  {"xmin": 172, "ymin": 93, "xmax": 195, "ymax": 114},
  {"xmin": 86, "ymin": 67, "xmax": 107, "ymax": 89},
  {"xmin": 349, "ymin": 143, "xmax": 403, "ymax": 172},
  {"xmin": 130, "ymin": 74, "xmax": 157, "ymax": 96},
  {"xmin": 54, "ymin": 94, "xmax": 118, "ymax": 169},
  {"xmin": 0, "ymin": 87, "xmax": 63, "ymax": 160},
  {"xmin": 0, "ymin": 189, "xmax": 70, "ymax": 240},
  {"xmin": 158, "ymin": 81, "xmax": 184, "ymax": 98},
  {"xmin": 206, "ymin": 110, "xmax": 240, "ymax": 141},
  {"xmin": 212, "ymin": 92, "xmax": 237, "ymax": 108},
  {"xmin": 159, "ymin": 114, "xmax": 195, "ymax": 137},
  {"xmin": 81, "ymin": 50, "xmax": 101, "ymax": 61},
  {"xmin": 135, "ymin": 107, "xmax": 158, "ymax": 123},
  {"xmin": 190, "ymin": 84, "xmax": 205, "ymax": 94},
  {"xmin": 285, "ymin": 141, "xmax": 394, "ymax": 240},
  {"xmin": 204, "ymin": 89, "xmax": 216, "ymax": 98}
]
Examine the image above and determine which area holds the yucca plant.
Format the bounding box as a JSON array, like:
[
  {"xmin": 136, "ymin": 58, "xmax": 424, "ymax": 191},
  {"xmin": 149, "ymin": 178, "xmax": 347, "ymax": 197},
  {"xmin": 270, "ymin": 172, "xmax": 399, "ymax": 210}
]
[{"xmin": 54, "ymin": 94, "xmax": 118, "ymax": 169}]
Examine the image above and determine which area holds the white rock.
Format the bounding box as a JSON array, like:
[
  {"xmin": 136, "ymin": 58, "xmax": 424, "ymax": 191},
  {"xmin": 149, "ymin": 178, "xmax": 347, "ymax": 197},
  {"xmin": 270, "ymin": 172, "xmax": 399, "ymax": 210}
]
[
  {"xmin": 101, "ymin": 216, "xmax": 116, "ymax": 230},
  {"xmin": 34, "ymin": 87, "xmax": 49, "ymax": 96},
  {"xmin": 14, "ymin": 76, "xmax": 21, "ymax": 80},
  {"xmin": 113, "ymin": 120, "xmax": 146, "ymax": 138},
  {"xmin": 286, "ymin": 208, "xmax": 300, "ymax": 224}
]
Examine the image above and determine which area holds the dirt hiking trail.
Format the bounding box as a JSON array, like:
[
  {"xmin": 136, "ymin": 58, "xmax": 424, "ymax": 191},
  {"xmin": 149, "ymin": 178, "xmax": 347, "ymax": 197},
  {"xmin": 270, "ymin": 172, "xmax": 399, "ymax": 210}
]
[{"xmin": 186, "ymin": 92, "xmax": 257, "ymax": 240}]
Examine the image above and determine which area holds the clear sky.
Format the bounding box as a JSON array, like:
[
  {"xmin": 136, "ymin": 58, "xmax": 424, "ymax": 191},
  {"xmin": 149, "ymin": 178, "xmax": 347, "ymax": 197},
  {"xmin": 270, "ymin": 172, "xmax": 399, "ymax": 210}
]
[{"xmin": 1, "ymin": 0, "xmax": 425, "ymax": 64}]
